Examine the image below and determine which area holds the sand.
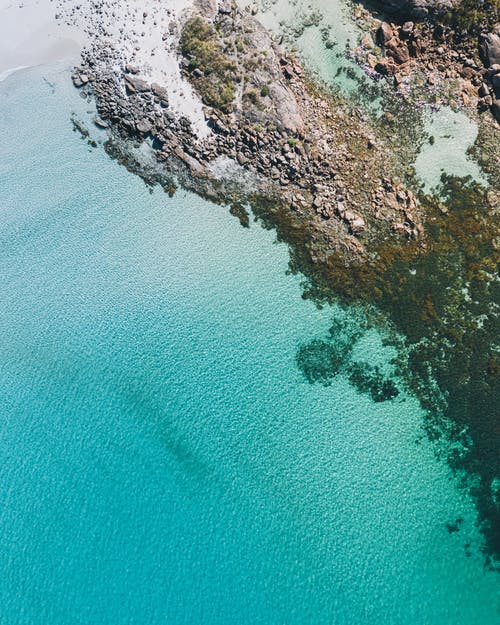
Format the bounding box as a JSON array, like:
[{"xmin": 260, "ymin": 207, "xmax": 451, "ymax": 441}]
[
  {"xmin": 0, "ymin": 0, "xmax": 208, "ymax": 136},
  {"xmin": 0, "ymin": 0, "xmax": 85, "ymax": 79},
  {"xmin": 55, "ymin": 0, "xmax": 209, "ymax": 135}
]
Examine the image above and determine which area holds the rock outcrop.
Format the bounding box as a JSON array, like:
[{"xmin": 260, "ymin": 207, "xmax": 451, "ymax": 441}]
[
  {"xmin": 479, "ymin": 30, "xmax": 500, "ymax": 122},
  {"xmin": 73, "ymin": 0, "xmax": 426, "ymax": 265},
  {"xmin": 480, "ymin": 32, "xmax": 500, "ymax": 68}
]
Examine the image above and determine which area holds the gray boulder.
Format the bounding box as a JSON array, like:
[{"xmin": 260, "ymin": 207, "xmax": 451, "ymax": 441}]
[
  {"xmin": 493, "ymin": 99, "xmax": 500, "ymax": 123},
  {"xmin": 492, "ymin": 73, "xmax": 500, "ymax": 99},
  {"xmin": 124, "ymin": 74, "xmax": 150, "ymax": 93},
  {"xmin": 480, "ymin": 33, "xmax": 500, "ymax": 67},
  {"xmin": 193, "ymin": 0, "xmax": 218, "ymax": 19}
]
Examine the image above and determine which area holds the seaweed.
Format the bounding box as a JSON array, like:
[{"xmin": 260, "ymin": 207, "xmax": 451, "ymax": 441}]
[{"xmin": 252, "ymin": 173, "xmax": 500, "ymax": 567}]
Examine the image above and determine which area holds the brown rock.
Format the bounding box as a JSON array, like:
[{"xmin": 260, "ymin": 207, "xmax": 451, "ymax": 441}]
[
  {"xmin": 388, "ymin": 45, "xmax": 410, "ymax": 64},
  {"xmin": 459, "ymin": 66, "xmax": 475, "ymax": 80},
  {"xmin": 375, "ymin": 58, "xmax": 393, "ymax": 75},
  {"xmin": 408, "ymin": 38, "xmax": 422, "ymax": 56},
  {"xmin": 400, "ymin": 21, "xmax": 414, "ymax": 39},
  {"xmin": 384, "ymin": 36, "xmax": 400, "ymax": 51},
  {"xmin": 377, "ymin": 22, "xmax": 394, "ymax": 46},
  {"xmin": 361, "ymin": 34, "xmax": 374, "ymax": 49},
  {"xmin": 482, "ymin": 95, "xmax": 493, "ymax": 108},
  {"xmin": 478, "ymin": 82, "xmax": 490, "ymax": 97}
]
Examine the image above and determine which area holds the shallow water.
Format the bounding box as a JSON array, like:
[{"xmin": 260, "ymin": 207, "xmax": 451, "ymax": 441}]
[
  {"xmin": 414, "ymin": 106, "xmax": 487, "ymax": 191},
  {"xmin": 0, "ymin": 64, "xmax": 499, "ymax": 624},
  {"xmin": 244, "ymin": 0, "xmax": 365, "ymax": 92}
]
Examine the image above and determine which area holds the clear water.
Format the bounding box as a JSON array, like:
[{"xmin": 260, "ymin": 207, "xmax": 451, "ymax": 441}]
[
  {"xmin": 241, "ymin": 0, "xmax": 386, "ymax": 121},
  {"xmin": 245, "ymin": 0, "xmax": 366, "ymax": 92},
  {"xmin": 414, "ymin": 106, "xmax": 487, "ymax": 191},
  {"xmin": 0, "ymin": 63, "xmax": 499, "ymax": 624}
]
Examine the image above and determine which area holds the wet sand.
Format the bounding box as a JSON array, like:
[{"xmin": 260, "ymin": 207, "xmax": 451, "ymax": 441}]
[{"xmin": 0, "ymin": 0, "xmax": 84, "ymax": 79}]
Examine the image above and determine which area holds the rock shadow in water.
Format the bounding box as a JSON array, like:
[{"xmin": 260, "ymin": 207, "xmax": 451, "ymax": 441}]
[{"xmin": 296, "ymin": 315, "xmax": 400, "ymax": 402}]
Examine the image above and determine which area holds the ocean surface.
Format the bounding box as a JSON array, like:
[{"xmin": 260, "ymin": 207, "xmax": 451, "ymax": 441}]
[{"xmin": 0, "ymin": 63, "xmax": 499, "ymax": 624}]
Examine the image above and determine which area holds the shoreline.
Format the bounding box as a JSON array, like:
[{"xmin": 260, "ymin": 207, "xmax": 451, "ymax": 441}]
[
  {"xmin": 73, "ymin": 0, "xmax": 431, "ymax": 257},
  {"xmin": 3, "ymin": 0, "xmax": 499, "ymax": 571},
  {"xmin": 0, "ymin": 65, "xmax": 29, "ymax": 83},
  {"xmin": 68, "ymin": 0, "xmax": 500, "ymax": 567},
  {"xmin": 0, "ymin": 0, "xmax": 85, "ymax": 75}
]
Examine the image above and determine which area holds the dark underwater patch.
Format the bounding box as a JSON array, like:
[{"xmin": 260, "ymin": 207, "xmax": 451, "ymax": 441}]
[
  {"xmin": 296, "ymin": 316, "xmax": 401, "ymax": 402},
  {"xmin": 446, "ymin": 517, "xmax": 464, "ymax": 534},
  {"xmin": 347, "ymin": 362, "xmax": 399, "ymax": 403},
  {"xmin": 296, "ymin": 339, "xmax": 346, "ymax": 386},
  {"xmin": 229, "ymin": 202, "xmax": 250, "ymax": 228},
  {"xmin": 296, "ymin": 315, "xmax": 358, "ymax": 386}
]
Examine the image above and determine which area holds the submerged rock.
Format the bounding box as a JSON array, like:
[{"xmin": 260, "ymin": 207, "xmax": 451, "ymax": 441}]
[{"xmin": 372, "ymin": 0, "xmax": 453, "ymax": 19}]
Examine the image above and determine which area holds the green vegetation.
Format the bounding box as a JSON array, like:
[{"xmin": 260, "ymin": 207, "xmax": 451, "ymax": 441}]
[
  {"xmin": 180, "ymin": 17, "xmax": 237, "ymax": 112},
  {"xmin": 244, "ymin": 88, "xmax": 259, "ymax": 105},
  {"xmin": 443, "ymin": 0, "xmax": 500, "ymax": 36},
  {"xmin": 235, "ymin": 37, "xmax": 246, "ymax": 53},
  {"xmin": 260, "ymin": 85, "xmax": 270, "ymax": 97}
]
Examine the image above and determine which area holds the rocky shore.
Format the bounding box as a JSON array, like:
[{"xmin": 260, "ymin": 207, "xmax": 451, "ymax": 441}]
[
  {"xmin": 71, "ymin": 0, "xmax": 433, "ymax": 267},
  {"xmin": 66, "ymin": 0, "xmax": 499, "ymax": 253},
  {"xmin": 352, "ymin": 5, "xmax": 500, "ymax": 123}
]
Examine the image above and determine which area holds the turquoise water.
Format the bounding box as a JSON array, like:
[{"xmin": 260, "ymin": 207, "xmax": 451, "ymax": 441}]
[
  {"xmin": 414, "ymin": 107, "xmax": 487, "ymax": 191},
  {"xmin": 0, "ymin": 64, "xmax": 499, "ymax": 624},
  {"xmin": 247, "ymin": 0, "xmax": 366, "ymax": 92}
]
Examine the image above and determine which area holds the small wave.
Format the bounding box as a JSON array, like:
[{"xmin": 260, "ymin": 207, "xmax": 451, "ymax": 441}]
[{"xmin": 0, "ymin": 65, "xmax": 29, "ymax": 83}]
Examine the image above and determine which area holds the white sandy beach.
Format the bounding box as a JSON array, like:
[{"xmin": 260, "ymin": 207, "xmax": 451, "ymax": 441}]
[
  {"xmin": 0, "ymin": 0, "xmax": 208, "ymax": 134},
  {"xmin": 0, "ymin": 0, "xmax": 85, "ymax": 79}
]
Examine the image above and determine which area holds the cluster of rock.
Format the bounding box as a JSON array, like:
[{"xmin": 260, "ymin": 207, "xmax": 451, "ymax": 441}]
[
  {"xmin": 368, "ymin": 20, "xmax": 420, "ymax": 73},
  {"xmin": 479, "ymin": 32, "xmax": 500, "ymax": 121},
  {"xmin": 73, "ymin": 0, "xmax": 426, "ymax": 263},
  {"xmin": 356, "ymin": 10, "xmax": 500, "ymax": 122},
  {"xmin": 371, "ymin": 179, "xmax": 423, "ymax": 240}
]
